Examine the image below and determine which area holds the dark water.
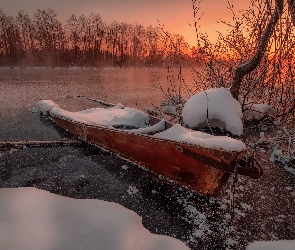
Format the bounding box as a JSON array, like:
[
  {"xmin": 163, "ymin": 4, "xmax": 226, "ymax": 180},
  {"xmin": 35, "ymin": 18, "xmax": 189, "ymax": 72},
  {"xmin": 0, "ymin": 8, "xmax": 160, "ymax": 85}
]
[{"xmin": 0, "ymin": 67, "xmax": 294, "ymax": 250}]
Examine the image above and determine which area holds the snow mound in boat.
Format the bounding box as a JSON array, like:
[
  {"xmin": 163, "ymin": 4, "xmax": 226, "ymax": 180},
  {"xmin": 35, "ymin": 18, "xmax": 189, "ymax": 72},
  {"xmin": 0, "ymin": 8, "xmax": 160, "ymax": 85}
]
[
  {"xmin": 131, "ymin": 119, "xmax": 166, "ymax": 134},
  {"xmin": 154, "ymin": 124, "xmax": 246, "ymax": 152},
  {"xmin": 182, "ymin": 88, "xmax": 243, "ymax": 136},
  {"xmin": 36, "ymin": 100, "xmax": 150, "ymax": 128}
]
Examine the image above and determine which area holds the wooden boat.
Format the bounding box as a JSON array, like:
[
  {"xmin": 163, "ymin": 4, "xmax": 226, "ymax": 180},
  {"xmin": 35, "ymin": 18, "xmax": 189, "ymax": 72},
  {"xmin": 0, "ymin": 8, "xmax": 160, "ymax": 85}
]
[{"xmin": 43, "ymin": 99, "xmax": 262, "ymax": 196}]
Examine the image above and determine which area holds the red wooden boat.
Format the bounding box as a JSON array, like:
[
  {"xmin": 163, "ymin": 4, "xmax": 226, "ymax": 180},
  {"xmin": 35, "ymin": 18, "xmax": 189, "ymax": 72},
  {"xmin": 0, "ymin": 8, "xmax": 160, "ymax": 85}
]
[{"xmin": 44, "ymin": 100, "xmax": 262, "ymax": 196}]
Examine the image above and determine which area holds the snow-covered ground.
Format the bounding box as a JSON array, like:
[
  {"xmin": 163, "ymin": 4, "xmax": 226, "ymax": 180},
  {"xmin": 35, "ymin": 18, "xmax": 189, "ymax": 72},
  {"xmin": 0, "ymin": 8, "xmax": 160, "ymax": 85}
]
[
  {"xmin": 0, "ymin": 187, "xmax": 189, "ymax": 250},
  {"xmin": 247, "ymin": 240, "xmax": 295, "ymax": 250}
]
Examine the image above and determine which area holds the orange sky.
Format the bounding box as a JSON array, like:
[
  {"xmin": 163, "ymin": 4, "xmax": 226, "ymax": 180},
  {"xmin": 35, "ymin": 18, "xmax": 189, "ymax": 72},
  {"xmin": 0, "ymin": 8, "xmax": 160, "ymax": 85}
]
[{"xmin": 2, "ymin": 0, "xmax": 251, "ymax": 47}]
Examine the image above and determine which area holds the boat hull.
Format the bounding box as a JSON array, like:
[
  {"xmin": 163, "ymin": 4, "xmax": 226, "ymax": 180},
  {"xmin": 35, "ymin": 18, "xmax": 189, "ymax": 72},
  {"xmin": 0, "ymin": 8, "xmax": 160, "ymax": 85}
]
[{"xmin": 51, "ymin": 115, "xmax": 245, "ymax": 195}]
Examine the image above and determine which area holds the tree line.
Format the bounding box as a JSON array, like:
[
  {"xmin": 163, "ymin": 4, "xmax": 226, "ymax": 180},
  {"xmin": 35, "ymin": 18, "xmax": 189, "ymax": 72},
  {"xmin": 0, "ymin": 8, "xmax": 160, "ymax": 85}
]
[{"xmin": 0, "ymin": 8, "xmax": 190, "ymax": 67}]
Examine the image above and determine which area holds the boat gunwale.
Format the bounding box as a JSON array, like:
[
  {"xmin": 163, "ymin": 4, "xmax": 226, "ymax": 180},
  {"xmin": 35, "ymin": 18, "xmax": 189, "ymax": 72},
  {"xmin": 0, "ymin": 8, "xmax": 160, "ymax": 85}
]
[{"xmin": 49, "ymin": 111, "xmax": 245, "ymax": 155}]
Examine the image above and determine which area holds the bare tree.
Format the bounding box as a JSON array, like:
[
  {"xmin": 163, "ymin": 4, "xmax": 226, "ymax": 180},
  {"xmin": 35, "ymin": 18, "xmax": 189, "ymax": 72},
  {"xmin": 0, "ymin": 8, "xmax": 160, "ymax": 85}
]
[
  {"xmin": 16, "ymin": 11, "xmax": 35, "ymax": 55},
  {"xmin": 230, "ymin": 0, "xmax": 284, "ymax": 100},
  {"xmin": 33, "ymin": 9, "xmax": 63, "ymax": 65}
]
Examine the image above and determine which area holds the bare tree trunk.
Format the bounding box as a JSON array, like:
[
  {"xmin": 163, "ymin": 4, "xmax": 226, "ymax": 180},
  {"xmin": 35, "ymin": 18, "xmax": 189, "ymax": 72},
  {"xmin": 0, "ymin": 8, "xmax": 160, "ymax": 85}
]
[
  {"xmin": 230, "ymin": 0, "xmax": 284, "ymax": 100},
  {"xmin": 288, "ymin": 0, "xmax": 295, "ymax": 24}
]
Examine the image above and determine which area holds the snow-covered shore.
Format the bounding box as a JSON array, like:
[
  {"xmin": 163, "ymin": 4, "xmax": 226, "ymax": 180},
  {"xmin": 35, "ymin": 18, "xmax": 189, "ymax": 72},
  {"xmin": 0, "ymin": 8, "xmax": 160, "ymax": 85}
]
[{"xmin": 0, "ymin": 187, "xmax": 189, "ymax": 250}]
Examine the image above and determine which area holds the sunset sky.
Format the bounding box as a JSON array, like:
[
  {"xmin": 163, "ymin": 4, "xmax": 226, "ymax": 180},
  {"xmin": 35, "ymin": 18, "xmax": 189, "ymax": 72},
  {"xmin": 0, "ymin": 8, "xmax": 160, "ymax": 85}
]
[{"xmin": 1, "ymin": 0, "xmax": 250, "ymax": 47}]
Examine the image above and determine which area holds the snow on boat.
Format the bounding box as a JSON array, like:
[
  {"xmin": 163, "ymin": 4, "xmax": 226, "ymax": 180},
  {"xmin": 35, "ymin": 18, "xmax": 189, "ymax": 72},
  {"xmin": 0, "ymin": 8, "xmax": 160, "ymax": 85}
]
[{"xmin": 36, "ymin": 99, "xmax": 262, "ymax": 196}]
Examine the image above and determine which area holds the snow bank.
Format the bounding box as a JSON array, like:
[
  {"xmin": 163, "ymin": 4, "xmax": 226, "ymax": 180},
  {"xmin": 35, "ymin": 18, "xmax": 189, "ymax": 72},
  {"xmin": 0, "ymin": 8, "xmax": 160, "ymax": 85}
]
[
  {"xmin": 0, "ymin": 187, "xmax": 189, "ymax": 250},
  {"xmin": 182, "ymin": 88, "xmax": 243, "ymax": 136},
  {"xmin": 247, "ymin": 240, "xmax": 295, "ymax": 250},
  {"xmin": 154, "ymin": 124, "xmax": 246, "ymax": 152},
  {"xmin": 36, "ymin": 100, "xmax": 149, "ymax": 128}
]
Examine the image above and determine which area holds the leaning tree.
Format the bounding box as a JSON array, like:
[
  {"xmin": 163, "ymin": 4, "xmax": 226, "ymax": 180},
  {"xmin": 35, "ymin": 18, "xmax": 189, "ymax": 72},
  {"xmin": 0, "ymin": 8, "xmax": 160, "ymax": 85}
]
[{"xmin": 229, "ymin": 0, "xmax": 295, "ymax": 100}]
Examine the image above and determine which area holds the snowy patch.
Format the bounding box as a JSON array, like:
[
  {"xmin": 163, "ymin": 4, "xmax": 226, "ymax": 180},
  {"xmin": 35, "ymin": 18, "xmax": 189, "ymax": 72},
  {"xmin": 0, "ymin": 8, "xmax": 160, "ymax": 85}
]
[
  {"xmin": 121, "ymin": 165, "xmax": 129, "ymax": 170},
  {"xmin": 285, "ymin": 166, "xmax": 295, "ymax": 175},
  {"xmin": 144, "ymin": 107, "xmax": 154, "ymax": 114},
  {"xmin": 242, "ymin": 102, "xmax": 275, "ymax": 121},
  {"xmin": 114, "ymin": 103, "xmax": 125, "ymax": 109},
  {"xmin": 154, "ymin": 124, "xmax": 246, "ymax": 152},
  {"xmin": 220, "ymin": 204, "xmax": 228, "ymax": 210},
  {"xmin": 171, "ymin": 95, "xmax": 188, "ymax": 104},
  {"xmin": 176, "ymin": 193, "xmax": 240, "ymax": 249},
  {"xmin": 68, "ymin": 66, "xmax": 80, "ymax": 70},
  {"xmin": 0, "ymin": 188, "xmax": 189, "ymax": 250},
  {"xmin": 127, "ymin": 186, "xmax": 139, "ymax": 195},
  {"xmin": 226, "ymin": 238, "xmax": 238, "ymax": 247},
  {"xmin": 240, "ymin": 203, "xmax": 252, "ymax": 211},
  {"xmin": 163, "ymin": 105, "xmax": 177, "ymax": 115},
  {"xmin": 131, "ymin": 119, "xmax": 166, "ymax": 134},
  {"xmin": 9, "ymin": 148, "xmax": 18, "ymax": 154},
  {"xmin": 182, "ymin": 88, "xmax": 243, "ymax": 136},
  {"xmin": 269, "ymin": 147, "xmax": 283, "ymax": 162},
  {"xmin": 247, "ymin": 240, "xmax": 295, "ymax": 250},
  {"xmin": 144, "ymin": 107, "xmax": 161, "ymax": 116},
  {"xmin": 235, "ymin": 209, "xmax": 246, "ymax": 218},
  {"xmin": 257, "ymin": 132, "xmax": 265, "ymax": 144},
  {"xmin": 259, "ymin": 148, "xmax": 266, "ymax": 153}
]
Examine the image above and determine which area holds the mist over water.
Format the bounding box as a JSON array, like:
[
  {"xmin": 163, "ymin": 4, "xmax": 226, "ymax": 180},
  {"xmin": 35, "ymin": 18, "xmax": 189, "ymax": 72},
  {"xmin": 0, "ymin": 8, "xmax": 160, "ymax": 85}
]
[{"xmin": 0, "ymin": 67, "xmax": 197, "ymax": 113}]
